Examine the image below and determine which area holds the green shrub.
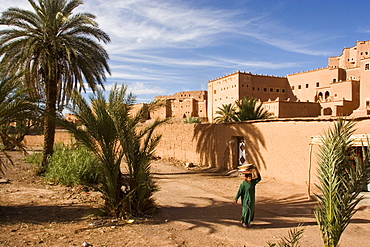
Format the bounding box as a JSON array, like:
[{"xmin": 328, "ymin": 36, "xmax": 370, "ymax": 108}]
[
  {"xmin": 24, "ymin": 151, "xmax": 42, "ymax": 165},
  {"xmin": 45, "ymin": 144, "xmax": 101, "ymax": 186},
  {"xmin": 184, "ymin": 116, "xmax": 201, "ymax": 123}
]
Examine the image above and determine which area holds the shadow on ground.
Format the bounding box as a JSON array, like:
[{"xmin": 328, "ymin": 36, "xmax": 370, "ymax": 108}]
[
  {"xmin": 0, "ymin": 205, "xmax": 99, "ymax": 225},
  {"xmin": 155, "ymin": 193, "xmax": 370, "ymax": 235}
]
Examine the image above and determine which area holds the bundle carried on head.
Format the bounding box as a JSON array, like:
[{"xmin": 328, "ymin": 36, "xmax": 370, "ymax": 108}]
[{"xmin": 238, "ymin": 164, "xmax": 257, "ymax": 178}]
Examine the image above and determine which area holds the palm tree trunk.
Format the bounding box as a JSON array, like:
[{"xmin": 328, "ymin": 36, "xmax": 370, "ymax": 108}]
[{"xmin": 40, "ymin": 81, "xmax": 57, "ymax": 174}]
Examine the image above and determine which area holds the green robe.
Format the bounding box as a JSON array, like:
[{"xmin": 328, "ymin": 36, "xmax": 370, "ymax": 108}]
[{"xmin": 234, "ymin": 175, "xmax": 261, "ymax": 224}]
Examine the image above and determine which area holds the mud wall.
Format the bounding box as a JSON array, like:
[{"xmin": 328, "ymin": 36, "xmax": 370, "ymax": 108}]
[
  {"xmin": 24, "ymin": 118, "xmax": 370, "ymax": 189},
  {"xmin": 154, "ymin": 118, "xmax": 370, "ymax": 188}
]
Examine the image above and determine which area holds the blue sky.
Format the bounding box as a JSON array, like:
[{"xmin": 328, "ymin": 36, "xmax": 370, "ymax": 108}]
[{"xmin": 1, "ymin": 0, "xmax": 370, "ymax": 102}]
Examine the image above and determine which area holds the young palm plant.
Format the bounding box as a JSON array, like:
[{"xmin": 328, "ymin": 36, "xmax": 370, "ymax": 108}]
[
  {"xmin": 314, "ymin": 119, "xmax": 370, "ymax": 247},
  {"xmin": 235, "ymin": 96, "xmax": 272, "ymax": 121},
  {"xmin": 267, "ymin": 224, "xmax": 304, "ymax": 247},
  {"xmin": 214, "ymin": 103, "xmax": 237, "ymax": 123},
  {"xmin": 0, "ymin": 74, "xmax": 38, "ymax": 174},
  {"xmin": 59, "ymin": 84, "xmax": 165, "ymax": 217}
]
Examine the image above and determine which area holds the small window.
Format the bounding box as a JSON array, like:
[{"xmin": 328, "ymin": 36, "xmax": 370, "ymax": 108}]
[
  {"xmin": 306, "ymin": 84, "xmax": 309, "ymax": 88},
  {"xmin": 282, "ymin": 89, "xmax": 286, "ymax": 93},
  {"xmin": 366, "ymin": 52, "xmax": 369, "ymax": 55},
  {"xmin": 252, "ymin": 87, "xmax": 255, "ymax": 90},
  {"xmin": 257, "ymin": 87, "xmax": 260, "ymax": 91},
  {"xmin": 333, "ymin": 78, "xmax": 337, "ymax": 82},
  {"xmin": 214, "ymin": 90, "xmax": 216, "ymax": 94},
  {"xmin": 365, "ymin": 64, "xmax": 369, "ymax": 70},
  {"xmin": 316, "ymin": 82, "xmax": 320, "ymax": 87},
  {"xmin": 270, "ymin": 88, "xmax": 273, "ymax": 92},
  {"xmin": 276, "ymin": 88, "xmax": 280, "ymax": 93},
  {"xmin": 264, "ymin": 88, "xmax": 267, "ymax": 92},
  {"xmin": 291, "ymin": 86, "xmax": 295, "ymax": 90},
  {"xmin": 298, "ymin": 85, "xmax": 301, "ymax": 89}
]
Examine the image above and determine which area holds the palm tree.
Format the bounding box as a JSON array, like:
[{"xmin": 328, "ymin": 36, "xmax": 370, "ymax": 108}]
[
  {"xmin": 234, "ymin": 96, "xmax": 272, "ymax": 121},
  {"xmin": 0, "ymin": 74, "xmax": 38, "ymax": 174},
  {"xmin": 314, "ymin": 119, "xmax": 370, "ymax": 247},
  {"xmin": 59, "ymin": 84, "xmax": 165, "ymax": 217},
  {"xmin": 214, "ymin": 103, "xmax": 237, "ymax": 123},
  {"xmin": 0, "ymin": 0, "xmax": 110, "ymax": 173}
]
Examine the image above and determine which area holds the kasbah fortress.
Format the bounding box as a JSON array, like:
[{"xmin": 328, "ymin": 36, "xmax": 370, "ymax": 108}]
[{"xmin": 27, "ymin": 40, "xmax": 370, "ymax": 194}]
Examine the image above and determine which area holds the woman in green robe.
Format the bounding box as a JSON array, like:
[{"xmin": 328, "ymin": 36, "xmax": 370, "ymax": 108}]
[{"xmin": 234, "ymin": 169, "xmax": 261, "ymax": 228}]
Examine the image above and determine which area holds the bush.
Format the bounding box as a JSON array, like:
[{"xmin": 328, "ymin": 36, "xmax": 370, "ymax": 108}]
[
  {"xmin": 44, "ymin": 144, "xmax": 101, "ymax": 186},
  {"xmin": 184, "ymin": 116, "xmax": 201, "ymax": 123},
  {"xmin": 24, "ymin": 151, "xmax": 42, "ymax": 165}
]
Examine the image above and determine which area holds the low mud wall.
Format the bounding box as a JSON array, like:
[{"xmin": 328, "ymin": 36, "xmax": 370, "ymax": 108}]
[
  {"xmin": 24, "ymin": 130, "xmax": 74, "ymax": 149},
  {"xmin": 154, "ymin": 118, "xmax": 370, "ymax": 188}
]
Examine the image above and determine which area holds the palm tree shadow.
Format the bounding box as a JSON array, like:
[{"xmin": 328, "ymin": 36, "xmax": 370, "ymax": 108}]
[
  {"xmin": 0, "ymin": 205, "xmax": 98, "ymax": 225},
  {"xmin": 193, "ymin": 122, "xmax": 267, "ymax": 171},
  {"xmin": 153, "ymin": 194, "xmax": 330, "ymax": 233}
]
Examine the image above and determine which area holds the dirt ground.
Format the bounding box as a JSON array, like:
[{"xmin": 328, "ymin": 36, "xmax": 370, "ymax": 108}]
[{"xmin": 0, "ymin": 151, "xmax": 369, "ymax": 247}]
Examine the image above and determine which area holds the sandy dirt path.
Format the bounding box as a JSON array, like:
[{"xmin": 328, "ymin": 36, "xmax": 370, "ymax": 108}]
[{"xmin": 0, "ymin": 152, "xmax": 369, "ymax": 246}]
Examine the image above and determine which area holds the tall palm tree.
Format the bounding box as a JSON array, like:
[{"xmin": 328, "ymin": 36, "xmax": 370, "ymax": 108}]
[
  {"xmin": 314, "ymin": 119, "xmax": 370, "ymax": 247},
  {"xmin": 235, "ymin": 96, "xmax": 272, "ymax": 121},
  {"xmin": 0, "ymin": 74, "xmax": 38, "ymax": 174},
  {"xmin": 0, "ymin": 0, "xmax": 110, "ymax": 173},
  {"xmin": 214, "ymin": 103, "xmax": 237, "ymax": 123},
  {"xmin": 59, "ymin": 84, "xmax": 165, "ymax": 217}
]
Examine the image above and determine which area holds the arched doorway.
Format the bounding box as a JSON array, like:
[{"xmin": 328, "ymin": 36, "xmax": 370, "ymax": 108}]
[
  {"xmin": 325, "ymin": 91, "xmax": 330, "ymax": 100},
  {"xmin": 323, "ymin": 107, "xmax": 332, "ymax": 115}
]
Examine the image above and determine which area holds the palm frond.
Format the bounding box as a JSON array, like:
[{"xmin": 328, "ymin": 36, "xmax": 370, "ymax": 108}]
[
  {"xmin": 234, "ymin": 97, "xmax": 272, "ymax": 121},
  {"xmin": 314, "ymin": 118, "xmax": 370, "ymax": 247},
  {"xmin": 59, "ymin": 84, "xmax": 165, "ymax": 217}
]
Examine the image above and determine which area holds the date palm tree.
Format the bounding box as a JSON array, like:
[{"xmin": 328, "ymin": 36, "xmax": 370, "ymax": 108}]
[
  {"xmin": 0, "ymin": 0, "xmax": 110, "ymax": 173},
  {"xmin": 214, "ymin": 103, "xmax": 237, "ymax": 123},
  {"xmin": 0, "ymin": 74, "xmax": 38, "ymax": 174},
  {"xmin": 314, "ymin": 119, "xmax": 370, "ymax": 247},
  {"xmin": 59, "ymin": 84, "xmax": 165, "ymax": 217},
  {"xmin": 235, "ymin": 96, "xmax": 272, "ymax": 121}
]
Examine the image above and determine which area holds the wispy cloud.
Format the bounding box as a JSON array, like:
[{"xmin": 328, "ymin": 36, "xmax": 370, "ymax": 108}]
[
  {"xmin": 0, "ymin": 0, "xmax": 340, "ymax": 100},
  {"xmin": 80, "ymin": 0, "xmax": 334, "ymax": 58},
  {"xmin": 80, "ymin": 0, "xmax": 239, "ymax": 52},
  {"xmin": 86, "ymin": 81, "xmax": 166, "ymax": 97},
  {"xmin": 0, "ymin": 0, "xmax": 333, "ymax": 60}
]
